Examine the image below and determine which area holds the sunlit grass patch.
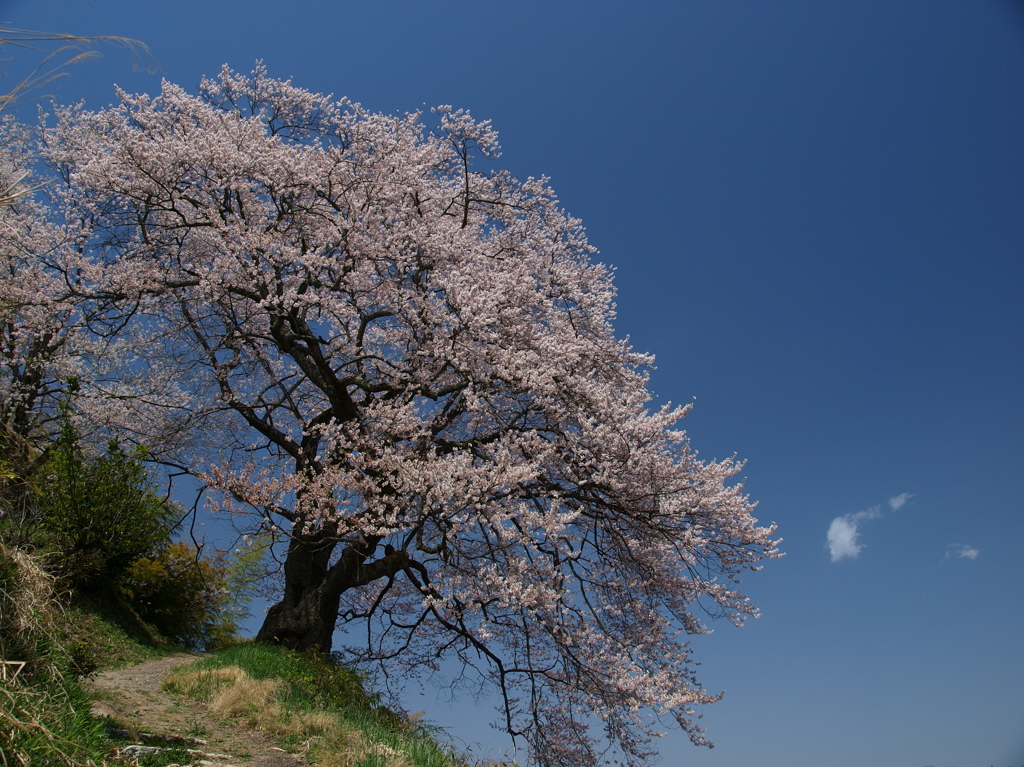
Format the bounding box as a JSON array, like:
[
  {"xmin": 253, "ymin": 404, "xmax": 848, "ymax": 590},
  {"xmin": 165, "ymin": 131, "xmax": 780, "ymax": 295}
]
[{"xmin": 162, "ymin": 642, "xmax": 463, "ymax": 767}]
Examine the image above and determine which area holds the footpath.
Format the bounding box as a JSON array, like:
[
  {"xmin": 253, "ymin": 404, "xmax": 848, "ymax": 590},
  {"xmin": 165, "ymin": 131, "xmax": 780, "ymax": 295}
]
[{"xmin": 85, "ymin": 653, "xmax": 308, "ymax": 767}]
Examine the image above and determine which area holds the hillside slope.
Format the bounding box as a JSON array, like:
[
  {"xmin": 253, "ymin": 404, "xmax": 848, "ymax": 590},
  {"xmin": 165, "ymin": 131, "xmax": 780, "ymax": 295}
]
[{"xmin": 86, "ymin": 653, "xmax": 307, "ymax": 766}]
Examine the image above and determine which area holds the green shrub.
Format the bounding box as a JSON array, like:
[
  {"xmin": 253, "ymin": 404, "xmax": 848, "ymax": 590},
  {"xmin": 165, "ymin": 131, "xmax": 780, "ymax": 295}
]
[
  {"xmin": 117, "ymin": 533, "xmax": 269, "ymax": 651},
  {"xmin": 4, "ymin": 411, "xmax": 269, "ymax": 652},
  {"xmin": 35, "ymin": 421, "xmax": 176, "ymax": 593},
  {"xmin": 0, "ymin": 425, "xmax": 49, "ymax": 550},
  {"xmin": 119, "ymin": 541, "xmax": 236, "ymax": 651}
]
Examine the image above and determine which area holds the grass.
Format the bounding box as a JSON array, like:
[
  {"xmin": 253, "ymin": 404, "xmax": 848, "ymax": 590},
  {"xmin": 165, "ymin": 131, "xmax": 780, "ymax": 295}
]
[
  {"xmin": 0, "ymin": 542, "xmax": 115, "ymax": 765},
  {"xmin": 0, "ymin": 672, "xmax": 112, "ymax": 766},
  {"xmin": 0, "ymin": 540, "xmax": 507, "ymax": 767},
  {"xmin": 0, "ymin": 541, "xmax": 174, "ymax": 765},
  {"xmin": 60, "ymin": 603, "xmax": 169, "ymax": 675},
  {"xmin": 163, "ymin": 642, "xmax": 465, "ymax": 767},
  {"xmin": 130, "ymin": 746, "xmax": 193, "ymax": 767}
]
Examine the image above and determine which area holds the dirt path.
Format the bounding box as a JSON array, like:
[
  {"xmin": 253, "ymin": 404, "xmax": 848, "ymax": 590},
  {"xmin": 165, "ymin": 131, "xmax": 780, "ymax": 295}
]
[{"xmin": 85, "ymin": 653, "xmax": 308, "ymax": 767}]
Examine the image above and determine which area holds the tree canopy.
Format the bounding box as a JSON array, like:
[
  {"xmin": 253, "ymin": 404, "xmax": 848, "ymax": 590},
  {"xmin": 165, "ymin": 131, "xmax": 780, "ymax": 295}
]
[{"xmin": 3, "ymin": 66, "xmax": 780, "ymax": 766}]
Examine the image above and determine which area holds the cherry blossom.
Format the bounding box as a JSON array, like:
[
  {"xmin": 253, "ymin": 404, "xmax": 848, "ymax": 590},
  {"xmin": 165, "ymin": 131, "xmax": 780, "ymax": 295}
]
[
  {"xmin": 0, "ymin": 117, "xmax": 92, "ymax": 466},
  {"xmin": 41, "ymin": 66, "xmax": 780, "ymax": 766}
]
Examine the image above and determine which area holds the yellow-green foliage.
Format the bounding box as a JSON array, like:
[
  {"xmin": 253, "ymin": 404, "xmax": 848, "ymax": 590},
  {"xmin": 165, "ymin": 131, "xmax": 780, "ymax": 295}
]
[{"xmin": 119, "ymin": 541, "xmax": 236, "ymax": 651}]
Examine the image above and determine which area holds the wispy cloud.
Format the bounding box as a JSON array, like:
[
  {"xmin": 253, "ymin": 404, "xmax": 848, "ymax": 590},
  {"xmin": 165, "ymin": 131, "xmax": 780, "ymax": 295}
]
[
  {"xmin": 888, "ymin": 492, "xmax": 914, "ymax": 511},
  {"xmin": 826, "ymin": 507, "xmax": 882, "ymax": 562},
  {"xmin": 946, "ymin": 544, "xmax": 979, "ymax": 561},
  {"xmin": 826, "ymin": 492, "xmax": 914, "ymax": 563}
]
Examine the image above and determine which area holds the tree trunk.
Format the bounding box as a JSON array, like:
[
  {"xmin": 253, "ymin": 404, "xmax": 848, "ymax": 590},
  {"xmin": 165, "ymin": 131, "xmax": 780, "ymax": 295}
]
[
  {"xmin": 255, "ymin": 583, "xmax": 342, "ymax": 653},
  {"xmin": 255, "ymin": 532, "xmax": 342, "ymax": 652},
  {"xmin": 255, "ymin": 532, "xmax": 410, "ymax": 654}
]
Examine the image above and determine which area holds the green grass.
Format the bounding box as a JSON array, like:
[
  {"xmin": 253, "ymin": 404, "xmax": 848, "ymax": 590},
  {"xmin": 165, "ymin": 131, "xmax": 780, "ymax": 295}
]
[
  {"xmin": 131, "ymin": 746, "xmax": 193, "ymax": 767},
  {"xmin": 0, "ymin": 669, "xmax": 114, "ymax": 766},
  {"xmin": 164, "ymin": 642, "xmax": 469, "ymax": 767},
  {"xmin": 0, "ymin": 540, "xmax": 172, "ymax": 766},
  {"xmin": 60, "ymin": 603, "xmax": 170, "ymax": 675}
]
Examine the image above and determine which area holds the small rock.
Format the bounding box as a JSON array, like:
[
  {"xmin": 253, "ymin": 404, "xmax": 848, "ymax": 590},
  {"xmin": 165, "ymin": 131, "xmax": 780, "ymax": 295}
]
[{"xmin": 120, "ymin": 744, "xmax": 164, "ymax": 758}]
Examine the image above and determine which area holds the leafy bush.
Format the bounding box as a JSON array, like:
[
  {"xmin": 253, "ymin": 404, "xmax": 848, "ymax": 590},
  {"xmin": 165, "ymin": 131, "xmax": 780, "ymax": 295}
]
[
  {"xmin": 3, "ymin": 409, "xmax": 268, "ymax": 652},
  {"xmin": 35, "ymin": 420, "xmax": 177, "ymax": 593},
  {"xmin": 119, "ymin": 541, "xmax": 235, "ymax": 651},
  {"xmin": 117, "ymin": 532, "xmax": 269, "ymax": 651}
]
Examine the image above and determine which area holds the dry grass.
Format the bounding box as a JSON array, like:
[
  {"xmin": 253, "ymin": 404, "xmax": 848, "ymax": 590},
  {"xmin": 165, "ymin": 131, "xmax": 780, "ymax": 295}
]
[
  {"xmin": 0, "ymin": 544, "xmax": 113, "ymax": 766},
  {"xmin": 164, "ymin": 665, "xmax": 285, "ymax": 729},
  {"xmin": 164, "ymin": 662, "xmax": 419, "ymax": 766},
  {"xmin": 0, "ymin": 541, "xmax": 59, "ymax": 668},
  {"xmin": 209, "ymin": 671, "xmax": 284, "ymax": 721},
  {"xmin": 311, "ymin": 724, "xmax": 415, "ymax": 767},
  {"xmin": 0, "ymin": 24, "xmax": 156, "ymax": 116},
  {"xmin": 166, "ymin": 663, "xmax": 298, "ymax": 750}
]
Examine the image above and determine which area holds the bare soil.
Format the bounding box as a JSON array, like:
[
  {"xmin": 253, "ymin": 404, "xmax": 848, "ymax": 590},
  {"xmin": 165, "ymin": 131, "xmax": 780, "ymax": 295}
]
[{"xmin": 85, "ymin": 653, "xmax": 309, "ymax": 767}]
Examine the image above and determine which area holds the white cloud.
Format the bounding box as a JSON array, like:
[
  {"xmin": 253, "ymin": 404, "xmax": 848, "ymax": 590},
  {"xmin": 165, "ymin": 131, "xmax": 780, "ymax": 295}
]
[
  {"xmin": 946, "ymin": 544, "xmax": 979, "ymax": 561},
  {"xmin": 826, "ymin": 507, "xmax": 881, "ymax": 562},
  {"xmin": 888, "ymin": 492, "xmax": 914, "ymax": 511}
]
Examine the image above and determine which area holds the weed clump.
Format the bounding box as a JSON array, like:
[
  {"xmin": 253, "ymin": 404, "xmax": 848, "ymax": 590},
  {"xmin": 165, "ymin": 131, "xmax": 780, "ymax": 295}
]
[
  {"xmin": 0, "ymin": 543, "xmax": 112, "ymax": 766},
  {"xmin": 0, "ymin": 541, "xmax": 60, "ymax": 675}
]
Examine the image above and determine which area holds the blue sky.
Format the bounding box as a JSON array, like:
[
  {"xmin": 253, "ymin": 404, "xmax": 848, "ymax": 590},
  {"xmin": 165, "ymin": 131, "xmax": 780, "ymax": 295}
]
[{"xmin": 3, "ymin": 1, "xmax": 1022, "ymax": 765}]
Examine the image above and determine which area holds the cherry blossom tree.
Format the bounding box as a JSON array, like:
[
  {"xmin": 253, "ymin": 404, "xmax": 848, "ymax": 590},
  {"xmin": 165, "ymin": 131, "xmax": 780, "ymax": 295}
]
[
  {"xmin": 0, "ymin": 24, "xmax": 151, "ymax": 481},
  {"xmin": 0, "ymin": 118, "xmax": 87, "ymax": 479},
  {"xmin": 0, "ymin": 120, "xmax": 148, "ymax": 487},
  {"xmin": 44, "ymin": 66, "xmax": 779, "ymax": 766}
]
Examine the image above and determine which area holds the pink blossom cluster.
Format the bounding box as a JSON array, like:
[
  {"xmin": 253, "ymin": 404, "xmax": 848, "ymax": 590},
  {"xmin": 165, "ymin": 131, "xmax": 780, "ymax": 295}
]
[{"xmin": 1, "ymin": 66, "xmax": 781, "ymax": 766}]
